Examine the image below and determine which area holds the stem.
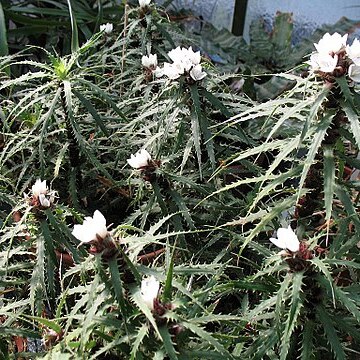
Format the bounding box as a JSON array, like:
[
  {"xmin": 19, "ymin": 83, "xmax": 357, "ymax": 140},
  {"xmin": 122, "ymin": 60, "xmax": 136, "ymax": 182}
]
[{"xmin": 59, "ymin": 82, "xmax": 83, "ymax": 189}]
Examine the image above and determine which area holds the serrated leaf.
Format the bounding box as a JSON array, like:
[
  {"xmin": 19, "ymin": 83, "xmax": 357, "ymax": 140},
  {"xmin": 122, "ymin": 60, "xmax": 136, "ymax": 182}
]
[
  {"xmin": 280, "ymin": 271, "xmax": 303, "ymax": 360},
  {"xmin": 297, "ymin": 111, "xmax": 334, "ymax": 202},
  {"xmin": 323, "ymin": 146, "xmax": 335, "ymax": 222},
  {"xmin": 130, "ymin": 323, "xmax": 149, "ymax": 360},
  {"xmin": 158, "ymin": 325, "xmax": 178, "ymax": 360},
  {"xmin": 301, "ymin": 320, "xmax": 315, "ymax": 360},
  {"xmin": 181, "ymin": 321, "xmax": 233, "ymax": 359},
  {"xmin": 72, "ymin": 89, "xmax": 109, "ymax": 137},
  {"xmin": 341, "ymin": 100, "xmax": 360, "ymax": 151},
  {"xmin": 29, "ymin": 316, "xmax": 62, "ymax": 334},
  {"xmin": 317, "ymin": 305, "xmax": 346, "ymax": 360}
]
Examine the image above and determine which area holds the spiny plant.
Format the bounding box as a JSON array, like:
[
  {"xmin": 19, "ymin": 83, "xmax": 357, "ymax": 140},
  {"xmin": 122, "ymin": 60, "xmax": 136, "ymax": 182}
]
[
  {"xmin": 1, "ymin": 0, "xmax": 360, "ymax": 358},
  {"xmin": 209, "ymin": 32, "xmax": 360, "ymax": 358}
]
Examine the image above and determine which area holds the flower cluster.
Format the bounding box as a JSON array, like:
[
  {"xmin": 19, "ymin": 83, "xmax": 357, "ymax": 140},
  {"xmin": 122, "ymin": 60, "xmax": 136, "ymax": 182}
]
[
  {"xmin": 28, "ymin": 179, "xmax": 55, "ymax": 208},
  {"xmin": 157, "ymin": 46, "xmax": 207, "ymax": 82},
  {"xmin": 308, "ymin": 32, "xmax": 360, "ymax": 82}
]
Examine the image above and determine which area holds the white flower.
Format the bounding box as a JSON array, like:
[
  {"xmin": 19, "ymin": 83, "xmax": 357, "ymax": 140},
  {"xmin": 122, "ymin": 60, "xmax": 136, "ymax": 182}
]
[
  {"xmin": 72, "ymin": 210, "xmax": 108, "ymax": 243},
  {"xmin": 314, "ymin": 32, "xmax": 348, "ymax": 54},
  {"xmin": 349, "ymin": 64, "xmax": 360, "ymax": 83},
  {"xmin": 167, "ymin": 46, "xmax": 199, "ymax": 72},
  {"xmin": 269, "ymin": 225, "xmax": 300, "ymax": 252},
  {"xmin": 162, "ymin": 62, "xmax": 184, "ymax": 80},
  {"xmin": 31, "ymin": 179, "xmax": 54, "ymax": 207},
  {"xmin": 308, "ymin": 52, "xmax": 338, "ymax": 73},
  {"xmin": 141, "ymin": 275, "xmax": 160, "ymax": 311},
  {"xmin": 154, "ymin": 66, "xmax": 164, "ymax": 78},
  {"xmin": 127, "ymin": 149, "xmax": 152, "ymax": 169},
  {"xmin": 38, "ymin": 194, "xmax": 50, "ymax": 208},
  {"xmin": 167, "ymin": 47, "xmax": 186, "ymax": 64},
  {"xmin": 100, "ymin": 23, "xmax": 113, "ymax": 34},
  {"xmin": 159, "ymin": 46, "xmax": 204, "ymax": 81},
  {"xmin": 346, "ymin": 38, "xmax": 360, "ymax": 66},
  {"xmin": 185, "ymin": 46, "xmax": 201, "ymax": 66},
  {"xmin": 139, "ymin": 0, "xmax": 151, "ymax": 8},
  {"xmin": 141, "ymin": 54, "xmax": 157, "ymax": 68},
  {"xmin": 32, "ymin": 179, "xmax": 48, "ymax": 197},
  {"xmin": 190, "ymin": 64, "xmax": 207, "ymax": 81}
]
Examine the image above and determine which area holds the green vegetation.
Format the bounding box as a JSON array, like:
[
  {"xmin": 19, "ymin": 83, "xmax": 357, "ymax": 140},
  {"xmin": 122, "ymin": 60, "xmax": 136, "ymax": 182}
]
[{"xmin": 1, "ymin": 1, "xmax": 360, "ymax": 359}]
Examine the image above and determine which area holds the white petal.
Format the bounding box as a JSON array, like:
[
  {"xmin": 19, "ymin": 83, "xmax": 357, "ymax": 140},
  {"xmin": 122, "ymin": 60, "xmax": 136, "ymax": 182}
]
[
  {"xmin": 270, "ymin": 226, "xmax": 299, "ymax": 252},
  {"xmin": 318, "ymin": 53, "xmax": 338, "ymax": 73},
  {"xmin": 72, "ymin": 224, "xmax": 93, "ymax": 243},
  {"xmin": 346, "ymin": 38, "xmax": 360, "ymax": 64},
  {"xmin": 32, "ymin": 179, "xmax": 48, "ymax": 197},
  {"xmin": 154, "ymin": 66, "xmax": 164, "ymax": 78},
  {"xmin": 72, "ymin": 210, "xmax": 108, "ymax": 243},
  {"xmin": 100, "ymin": 23, "xmax": 113, "ymax": 34},
  {"xmin": 139, "ymin": 0, "xmax": 151, "ymax": 7},
  {"xmin": 127, "ymin": 149, "xmax": 152, "ymax": 169},
  {"xmin": 39, "ymin": 194, "xmax": 50, "ymax": 208},
  {"xmin": 309, "ymin": 52, "xmax": 338, "ymax": 73},
  {"xmin": 92, "ymin": 210, "xmax": 108, "ymax": 239},
  {"xmin": 141, "ymin": 55, "xmax": 150, "ymax": 68},
  {"xmin": 186, "ymin": 46, "xmax": 201, "ymax": 65},
  {"xmin": 314, "ymin": 32, "xmax": 347, "ymax": 54},
  {"xmin": 167, "ymin": 47, "xmax": 184, "ymax": 63},
  {"xmin": 142, "ymin": 54, "xmax": 157, "ymax": 68},
  {"xmin": 141, "ymin": 275, "xmax": 160, "ymax": 310},
  {"xmin": 190, "ymin": 64, "xmax": 207, "ymax": 81},
  {"xmin": 269, "ymin": 236, "xmax": 287, "ymax": 250},
  {"xmin": 163, "ymin": 62, "xmax": 183, "ymax": 80},
  {"xmin": 349, "ymin": 64, "xmax": 360, "ymax": 83}
]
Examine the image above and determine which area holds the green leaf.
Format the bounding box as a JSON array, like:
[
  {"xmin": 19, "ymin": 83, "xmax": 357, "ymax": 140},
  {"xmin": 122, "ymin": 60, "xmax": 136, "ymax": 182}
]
[
  {"xmin": 190, "ymin": 87, "xmax": 203, "ymax": 179},
  {"xmin": 162, "ymin": 245, "xmax": 174, "ymax": 303},
  {"xmin": 29, "ymin": 316, "xmax": 62, "ymax": 334},
  {"xmin": 323, "ymin": 146, "xmax": 335, "ymax": 221},
  {"xmin": 275, "ymin": 272, "xmax": 292, "ymax": 326},
  {"xmin": 29, "ymin": 234, "xmax": 46, "ymax": 316},
  {"xmin": 297, "ymin": 111, "xmax": 334, "ymax": 201},
  {"xmin": 0, "ymin": 2, "xmax": 8, "ymax": 57},
  {"xmin": 301, "ymin": 320, "xmax": 315, "ymax": 360},
  {"xmin": 72, "ymin": 89, "xmax": 109, "ymax": 137},
  {"xmin": 317, "ymin": 305, "xmax": 346, "ymax": 360},
  {"xmin": 335, "ymin": 185, "xmax": 360, "ymax": 234},
  {"xmin": 333, "ymin": 285, "xmax": 360, "ymax": 323},
  {"xmin": 66, "ymin": 0, "xmax": 79, "ymax": 53},
  {"xmin": 299, "ymin": 88, "xmax": 329, "ymax": 146},
  {"xmin": 78, "ymin": 79, "xmax": 127, "ymax": 120},
  {"xmin": 158, "ymin": 325, "xmax": 178, "ymax": 360},
  {"xmin": 131, "ymin": 286, "xmax": 160, "ymax": 338},
  {"xmin": 341, "ymin": 99, "xmax": 360, "ymax": 151},
  {"xmin": 130, "ymin": 323, "xmax": 149, "ymax": 360},
  {"xmin": 280, "ymin": 272, "xmax": 303, "ymax": 360},
  {"xmin": 181, "ymin": 321, "xmax": 233, "ymax": 359},
  {"xmin": 108, "ymin": 257, "xmax": 126, "ymax": 310}
]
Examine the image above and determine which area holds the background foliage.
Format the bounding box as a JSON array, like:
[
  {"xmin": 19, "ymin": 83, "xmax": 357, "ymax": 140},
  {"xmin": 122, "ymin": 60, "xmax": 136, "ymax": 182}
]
[{"xmin": 1, "ymin": 1, "xmax": 360, "ymax": 359}]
